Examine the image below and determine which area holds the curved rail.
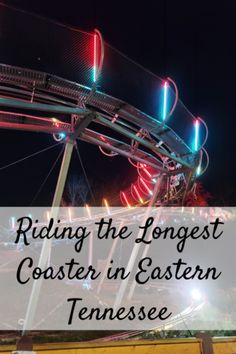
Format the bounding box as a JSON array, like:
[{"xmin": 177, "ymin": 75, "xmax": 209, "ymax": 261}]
[{"xmin": 0, "ymin": 63, "xmax": 203, "ymax": 205}]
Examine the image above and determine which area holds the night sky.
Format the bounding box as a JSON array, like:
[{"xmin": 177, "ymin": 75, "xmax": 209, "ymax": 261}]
[{"xmin": 0, "ymin": 0, "xmax": 235, "ymax": 205}]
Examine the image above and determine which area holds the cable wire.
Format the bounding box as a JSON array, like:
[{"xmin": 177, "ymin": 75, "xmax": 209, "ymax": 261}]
[
  {"xmin": 0, "ymin": 143, "xmax": 61, "ymax": 171},
  {"xmin": 30, "ymin": 145, "xmax": 64, "ymax": 206}
]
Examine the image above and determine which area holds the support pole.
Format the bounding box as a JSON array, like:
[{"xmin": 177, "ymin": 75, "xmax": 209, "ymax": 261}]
[
  {"xmin": 13, "ymin": 336, "xmax": 35, "ymax": 354},
  {"xmin": 113, "ymin": 175, "xmax": 163, "ymax": 310},
  {"xmin": 51, "ymin": 139, "xmax": 74, "ymax": 207},
  {"xmin": 22, "ymin": 138, "xmax": 74, "ymax": 333},
  {"xmin": 196, "ymin": 333, "xmax": 214, "ymax": 354},
  {"xmin": 22, "ymin": 112, "xmax": 95, "ymax": 334}
]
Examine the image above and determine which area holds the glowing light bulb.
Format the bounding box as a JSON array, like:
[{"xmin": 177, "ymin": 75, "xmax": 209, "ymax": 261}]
[
  {"xmin": 191, "ymin": 289, "xmax": 203, "ymax": 301},
  {"xmin": 196, "ymin": 165, "xmax": 201, "ymax": 176},
  {"xmin": 59, "ymin": 132, "xmax": 66, "ymax": 139}
]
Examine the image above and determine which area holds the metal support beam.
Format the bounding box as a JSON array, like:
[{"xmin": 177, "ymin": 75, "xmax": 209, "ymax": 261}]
[
  {"xmin": 22, "ymin": 111, "xmax": 96, "ymax": 332},
  {"xmin": 0, "ymin": 121, "xmax": 71, "ymax": 134},
  {"xmin": 113, "ymin": 175, "xmax": 163, "ymax": 309},
  {"xmin": 73, "ymin": 112, "xmax": 96, "ymax": 139},
  {"xmin": 0, "ymin": 97, "xmax": 87, "ymax": 115},
  {"xmin": 97, "ymin": 115, "xmax": 192, "ymax": 169},
  {"xmin": 23, "ymin": 138, "xmax": 74, "ymax": 333},
  {"xmin": 52, "ymin": 139, "xmax": 74, "ymax": 207},
  {"xmin": 196, "ymin": 333, "xmax": 214, "ymax": 354}
]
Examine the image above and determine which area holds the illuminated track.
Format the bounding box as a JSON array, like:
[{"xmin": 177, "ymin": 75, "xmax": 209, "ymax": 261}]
[
  {"xmin": 0, "ymin": 4, "xmax": 209, "ymax": 207},
  {"xmin": 0, "ymin": 63, "xmax": 207, "ymax": 206}
]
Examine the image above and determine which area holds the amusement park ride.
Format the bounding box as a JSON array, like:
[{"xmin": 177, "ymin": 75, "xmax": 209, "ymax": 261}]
[
  {"xmin": 0, "ymin": 3, "xmax": 209, "ymax": 210},
  {"xmin": 0, "ymin": 3, "xmax": 211, "ymax": 336}
]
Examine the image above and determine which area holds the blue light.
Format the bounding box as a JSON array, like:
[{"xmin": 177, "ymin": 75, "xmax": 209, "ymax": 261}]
[
  {"xmin": 59, "ymin": 132, "xmax": 66, "ymax": 139},
  {"xmin": 196, "ymin": 165, "xmax": 201, "ymax": 176},
  {"xmin": 194, "ymin": 120, "xmax": 200, "ymax": 152},
  {"xmin": 93, "ymin": 66, "xmax": 97, "ymax": 83},
  {"xmin": 162, "ymin": 81, "xmax": 168, "ymax": 121}
]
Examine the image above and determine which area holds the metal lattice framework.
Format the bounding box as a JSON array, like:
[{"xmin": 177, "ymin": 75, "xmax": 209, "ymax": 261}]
[
  {"xmin": 0, "ymin": 4, "xmax": 211, "ymax": 334},
  {"xmin": 0, "ymin": 3, "xmax": 209, "ymax": 208},
  {"xmin": 0, "ymin": 61, "xmax": 206, "ymax": 206}
]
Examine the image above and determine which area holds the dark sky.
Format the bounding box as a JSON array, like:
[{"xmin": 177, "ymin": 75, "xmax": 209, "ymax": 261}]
[{"xmin": 0, "ymin": 0, "xmax": 236, "ymax": 205}]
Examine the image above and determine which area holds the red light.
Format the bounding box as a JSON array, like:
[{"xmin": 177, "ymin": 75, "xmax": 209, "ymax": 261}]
[
  {"xmin": 140, "ymin": 178, "xmax": 153, "ymax": 196},
  {"xmin": 93, "ymin": 33, "xmax": 97, "ymax": 82},
  {"xmin": 143, "ymin": 167, "xmax": 152, "ymax": 178},
  {"xmin": 133, "ymin": 185, "xmax": 144, "ymax": 204}
]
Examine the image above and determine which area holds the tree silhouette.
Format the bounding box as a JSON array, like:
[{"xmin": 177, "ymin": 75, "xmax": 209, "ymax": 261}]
[
  {"xmin": 186, "ymin": 182, "xmax": 211, "ymax": 206},
  {"xmin": 63, "ymin": 174, "xmax": 89, "ymax": 206}
]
